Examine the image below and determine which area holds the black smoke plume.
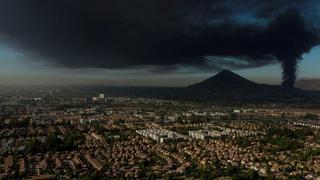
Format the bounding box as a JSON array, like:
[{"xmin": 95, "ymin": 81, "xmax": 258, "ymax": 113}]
[
  {"xmin": 266, "ymin": 9, "xmax": 320, "ymax": 89},
  {"xmin": 0, "ymin": 0, "xmax": 319, "ymax": 88}
]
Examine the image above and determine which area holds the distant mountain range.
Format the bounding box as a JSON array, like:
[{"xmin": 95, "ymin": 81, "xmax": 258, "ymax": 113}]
[
  {"xmin": 188, "ymin": 70, "xmax": 258, "ymax": 92},
  {"xmin": 296, "ymin": 79, "xmax": 320, "ymax": 91},
  {"xmin": 185, "ymin": 70, "xmax": 307, "ymax": 100},
  {"xmin": 45, "ymin": 70, "xmax": 320, "ymax": 102}
]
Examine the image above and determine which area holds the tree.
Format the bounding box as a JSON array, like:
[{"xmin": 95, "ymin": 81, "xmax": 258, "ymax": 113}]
[
  {"xmin": 26, "ymin": 138, "xmax": 39, "ymax": 154},
  {"xmin": 46, "ymin": 134, "xmax": 61, "ymax": 151},
  {"xmin": 304, "ymin": 113, "xmax": 319, "ymax": 120}
]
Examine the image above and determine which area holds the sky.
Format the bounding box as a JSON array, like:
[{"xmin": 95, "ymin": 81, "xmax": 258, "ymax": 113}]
[
  {"xmin": 0, "ymin": 44, "xmax": 319, "ymax": 86},
  {"xmin": 0, "ymin": 0, "xmax": 319, "ymax": 87}
]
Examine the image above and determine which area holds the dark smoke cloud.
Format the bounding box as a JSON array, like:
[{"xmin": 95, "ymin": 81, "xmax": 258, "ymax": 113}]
[{"xmin": 0, "ymin": 0, "xmax": 319, "ymax": 88}]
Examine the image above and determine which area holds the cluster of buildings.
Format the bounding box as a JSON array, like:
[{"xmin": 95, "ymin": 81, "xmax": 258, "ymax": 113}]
[
  {"xmin": 188, "ymin": 124, "xmax": 263, "ymax": 140},
  {"xmin": 215, "ymin": 126, "xmax": 263, "ymax": 138},
  {"xmin": 0, "ymin": 91, "xmax": 319, "ymax": 179},
  {"xmin": 136, "ymin": 128, "xmax": 187, "ymax": 143},
  {"xmin": 189, "ymin": 130, "xmax": 224, "ymax": 140},
  {"xmin": 293, "ymin": 122, "xmax": 320, "ymax": 129}
]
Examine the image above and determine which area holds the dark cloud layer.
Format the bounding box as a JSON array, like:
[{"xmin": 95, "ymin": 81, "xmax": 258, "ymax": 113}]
[{"xmin": 0, "ymin": 0, "xmax": 319, "ymax": 88}]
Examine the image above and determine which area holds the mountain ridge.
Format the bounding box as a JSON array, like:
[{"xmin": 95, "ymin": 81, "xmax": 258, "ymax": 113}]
[
  {"xmin": 186, "ymin": 70, "xmax": 305, "ymax": 98},
  {"xmin": 187, "ymin": 69, "xmax": 259, "ymax": 91},
  {"xmin": 296, "ymin": 79, "xmax": 320, "ymax": 91}
]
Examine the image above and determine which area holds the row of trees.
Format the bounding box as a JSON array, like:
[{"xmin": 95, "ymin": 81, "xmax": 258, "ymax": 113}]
[
  {"xmin": 26, "ymin": 131, "xmax": 82, "ymax": 154},
  {"xmin": 262, "ymin": 127, "xmax": 314, "ymax": 151}
]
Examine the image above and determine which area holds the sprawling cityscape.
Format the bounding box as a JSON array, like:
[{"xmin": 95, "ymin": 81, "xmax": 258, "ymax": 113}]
[
  {"xmin": 1, "ymin": 0, "xmax": 320, "ymax": 179},
  {"xmin": 0, "ymin": 88, "xmax": 319, "ymax": 180}
]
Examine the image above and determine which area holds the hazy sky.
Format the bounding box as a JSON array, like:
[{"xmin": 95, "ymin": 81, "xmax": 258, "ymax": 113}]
[
  {"xmin": 0, "ymin": 44, "xmax": 319, "ymax": 86},
  {"xmin": 0, "ymin": 1, "xmax": 319, "ymax": 87}
]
